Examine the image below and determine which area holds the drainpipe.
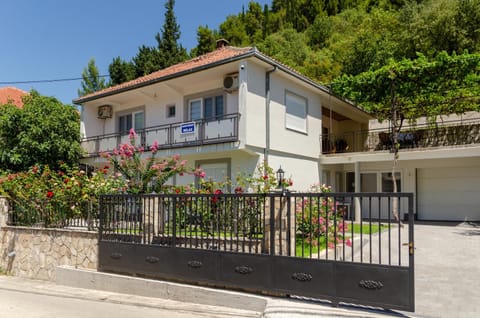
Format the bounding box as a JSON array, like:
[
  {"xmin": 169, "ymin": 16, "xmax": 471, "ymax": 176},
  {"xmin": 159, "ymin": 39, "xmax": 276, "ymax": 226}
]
[{"xmin": 265, "ymin": 66, "xmax": 277, "ymax": 167}]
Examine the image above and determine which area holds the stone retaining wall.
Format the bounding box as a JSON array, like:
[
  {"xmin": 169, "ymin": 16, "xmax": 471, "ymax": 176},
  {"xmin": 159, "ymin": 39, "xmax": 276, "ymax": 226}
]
[{"xmin": 0, "ymin": 196, "xmax": 98, "ymax": 281}]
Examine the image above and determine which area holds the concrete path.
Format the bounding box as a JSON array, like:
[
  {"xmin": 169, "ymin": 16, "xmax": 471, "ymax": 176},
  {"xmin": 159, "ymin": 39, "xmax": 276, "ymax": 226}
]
[{"xmin": 406, "ymin": 222, "xmax": 480, "ymax": 318}]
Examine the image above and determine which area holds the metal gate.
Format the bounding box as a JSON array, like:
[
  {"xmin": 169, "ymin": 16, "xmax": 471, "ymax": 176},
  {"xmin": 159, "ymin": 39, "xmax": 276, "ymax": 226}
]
[{"xmin": 98, "ymin": 192, "xmax": 414, "ymax": 311}]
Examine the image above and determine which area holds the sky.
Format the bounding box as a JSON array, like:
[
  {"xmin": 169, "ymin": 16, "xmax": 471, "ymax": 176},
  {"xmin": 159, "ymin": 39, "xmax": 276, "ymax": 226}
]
[{"xmin": 0, "ymin": 0, "xmax": 271, "ymax": 105}]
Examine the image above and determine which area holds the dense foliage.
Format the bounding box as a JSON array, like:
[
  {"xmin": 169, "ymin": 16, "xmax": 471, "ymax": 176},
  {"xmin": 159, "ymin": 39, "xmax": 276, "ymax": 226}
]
[
  {"xmin": 333, "ymin": 52, "xmax": 480, "ymax": 122},
  {"xmin": 93, "ymin": 0, "xmax": 480, "ymax": 120},
  {"xmin": 0, "ymin": 91, "xmax": 81, "ymax": 172}
]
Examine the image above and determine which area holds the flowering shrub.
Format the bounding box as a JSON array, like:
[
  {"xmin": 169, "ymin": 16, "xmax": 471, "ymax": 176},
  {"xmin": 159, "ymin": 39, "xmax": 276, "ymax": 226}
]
[
  {"xmin": 101, "ymin": 128, "xmax": 205, "ymax": 194},
  {"xmin": 0, "ymin": 164, "xmax": 124, "ymax": 227},
  {"xmin": 296, "ymin": 183, "xmax": 351, "ymax": 249},
  {"xmin": 234, "ymin": 161, "xmax": 292, "ymax": 193}
]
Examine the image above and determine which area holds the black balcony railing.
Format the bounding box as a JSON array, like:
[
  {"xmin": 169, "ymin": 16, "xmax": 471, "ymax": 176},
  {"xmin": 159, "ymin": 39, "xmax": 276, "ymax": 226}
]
[
  {"xmin": 322, "ymin": 118, "xmax": 480, "ymax": 154},
  {"xmin": 81, "ymin": 113, "xmax": 240, "ymax": 157}
]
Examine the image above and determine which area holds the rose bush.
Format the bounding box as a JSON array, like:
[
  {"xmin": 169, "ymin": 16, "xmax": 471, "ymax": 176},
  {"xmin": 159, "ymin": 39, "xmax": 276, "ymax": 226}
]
[{"xmin": 296, "ymin": 183, "xmax": 351, "ymax": 250}]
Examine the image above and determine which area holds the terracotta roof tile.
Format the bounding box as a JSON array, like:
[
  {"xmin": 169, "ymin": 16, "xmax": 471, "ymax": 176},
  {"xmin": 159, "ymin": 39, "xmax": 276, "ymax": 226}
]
[
  {"xmin": 0, "ymin": 87, "xmax": 28, "ymax": 108},
  {"xmin": 75, "ymin": 46, "xmax": 254, "ymax": 103}
]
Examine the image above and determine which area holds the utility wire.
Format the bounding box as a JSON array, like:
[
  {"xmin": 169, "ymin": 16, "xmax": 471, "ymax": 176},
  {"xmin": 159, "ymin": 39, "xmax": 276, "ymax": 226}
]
[{"xmin": 0, "ymin": 75, "xmax": 109, "ymax": 85}]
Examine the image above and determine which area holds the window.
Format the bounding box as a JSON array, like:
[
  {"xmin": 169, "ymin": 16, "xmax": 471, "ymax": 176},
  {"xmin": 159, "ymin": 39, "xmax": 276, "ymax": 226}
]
[
  {"xmin": 345, "ymin": 171, "xmax": 402, "ymax": 192},
  {"xmin": 189, "ymin": 99, "xmax": 202, "ymax": 121},
  {"xmin": 119, "ymin": 111, "xmax": 144, "ymax": 134},
  {"xmin": 167, "ymin": 105, "xmax": 176, "ymax": 118},
  {"xmin": 188, "ymin": 95, "xmax": 224, "ymax": 121},
  {"xmin": 381, "ymin": 172, "xmax": 401, "ymax": 192},
  {"xmin": 285, "ymin": 91, "xmax": 307, "ymax": 133}
]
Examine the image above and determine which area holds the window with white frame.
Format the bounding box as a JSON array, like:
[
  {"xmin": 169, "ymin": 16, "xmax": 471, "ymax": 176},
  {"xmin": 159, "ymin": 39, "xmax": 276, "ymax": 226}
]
[
  {"xmin": 188, "ymin": 94, "xmax": 224, "ymax": 121},
  {"xmin": 118, "ymin": 110, "xmax": 144, "ymax": 134},
  {"xmin": 285, "ymin": 91, "xmax": 307, "ymax": 133}
]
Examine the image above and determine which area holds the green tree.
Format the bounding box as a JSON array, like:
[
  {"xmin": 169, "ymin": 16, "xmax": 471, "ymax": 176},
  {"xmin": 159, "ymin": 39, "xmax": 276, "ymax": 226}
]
[
  {"xmin": 108, "ymin": 56, "xmax": 135, "ymax": 86},
  {"xmin": 219, "ymin": 14, "xmax": 249, "ymax": 46},
  {"xmin": 191, "ymin": 25, "xmax": 217, "ymax": 57},
  {"xmin": 0, "ymin": 91, "xmax": 81, "ymax": 172},
  {"xmin": 78, "ymin": 58, "xmax": 107, "ymax": 96},
  {"xmin": 259, "ymin": 28, "xmax": 310, "ymax": 69},
  {"xmin": 156, "ymin": 0, "xmax": 189, "ymax": 68},
  {"xmin": 334, "ymin": 52, "xmax": 480, "ymax": 220},
  {"xmin": 244, "ymin": 1, "xmax": 265, "ymax": 44},
  {"xmin": 132, "ymin": 45, "xmax": 162, "ymax": 77}
]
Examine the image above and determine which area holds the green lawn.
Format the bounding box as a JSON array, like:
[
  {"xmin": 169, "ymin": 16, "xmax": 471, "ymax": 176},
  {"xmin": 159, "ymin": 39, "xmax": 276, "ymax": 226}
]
[{"xmin": 296, "ymin": 222, "xmax": 391, "ymax": 258}]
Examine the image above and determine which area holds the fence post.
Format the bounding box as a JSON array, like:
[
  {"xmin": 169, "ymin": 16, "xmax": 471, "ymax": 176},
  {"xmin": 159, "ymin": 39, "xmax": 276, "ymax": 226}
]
[
  {"xmin": 269, "ymin": 195, "xmax": 275, "ymax": 255},
  {"xmin": 0, "ymin": 196, "xmax": 9, "ymax": 227}
]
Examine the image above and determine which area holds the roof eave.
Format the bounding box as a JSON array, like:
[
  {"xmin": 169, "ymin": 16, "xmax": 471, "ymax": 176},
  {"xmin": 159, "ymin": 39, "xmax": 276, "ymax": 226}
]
[{"xmin": 73, "ymin": 50, "xmax": 256, "ymax": 105}]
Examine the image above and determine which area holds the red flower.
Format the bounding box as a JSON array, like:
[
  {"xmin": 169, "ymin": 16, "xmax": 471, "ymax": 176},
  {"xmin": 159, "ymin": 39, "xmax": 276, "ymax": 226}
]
[
  {"xmin": 234, "ymin": 187, "xmax": 243, "ymax": 193},
  {"xmin": 175, "ymin": 188, "xmax": 181, "ymax": 194},
  {"xmin": 103, "ymin": 165, "xmax": 110, "ymax": 170},
  {"xmin": 263, "ymin": 175, "xmax": 268, "ymax": 180},
  {"xmin": 46, "ymin": 191, "xmax": 54, "ymax": 198},
  {"xmin": 64, "ymin": 178, "xmax": 70, "ymax": 184}
]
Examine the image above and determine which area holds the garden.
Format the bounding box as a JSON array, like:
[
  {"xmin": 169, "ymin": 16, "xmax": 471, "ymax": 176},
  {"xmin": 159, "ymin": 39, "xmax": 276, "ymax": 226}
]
[{"xmin": 0, "ymin": 128, "xmax": 364, "ymax": 257}]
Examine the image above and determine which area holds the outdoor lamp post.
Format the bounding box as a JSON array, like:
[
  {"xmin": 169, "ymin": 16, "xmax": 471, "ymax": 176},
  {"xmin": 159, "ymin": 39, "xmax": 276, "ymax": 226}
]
[{"xmin": 276, "ymin": 166, "xmax": 285, "ymax": 193}]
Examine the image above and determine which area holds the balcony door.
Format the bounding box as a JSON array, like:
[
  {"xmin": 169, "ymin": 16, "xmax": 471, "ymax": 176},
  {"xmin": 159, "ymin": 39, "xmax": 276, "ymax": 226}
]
[
  {"xmin": 188, "ymin": 95, "xmax": 224, "ymax": 121},
  {"xmin": 119, "ymin": 110, "xmax": 144, "ymax": 145}
]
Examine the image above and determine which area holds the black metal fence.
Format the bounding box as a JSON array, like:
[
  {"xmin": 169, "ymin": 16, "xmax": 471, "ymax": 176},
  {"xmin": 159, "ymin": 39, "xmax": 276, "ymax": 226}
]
[
  {"xmin": 7, "ymin": 199, "xmax": 99, "ymax": 230},
  {"xmin": 99, "ymin": 192, "xmax": 415, "ymax": 311},
  {"xmin": 100, "ymin": 192, "xmax": 413, "ymax": 265}
]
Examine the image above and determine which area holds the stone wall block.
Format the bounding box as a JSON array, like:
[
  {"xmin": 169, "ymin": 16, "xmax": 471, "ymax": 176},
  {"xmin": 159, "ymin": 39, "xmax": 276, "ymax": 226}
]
[{"xmin": 0, "ymin": 226, "xmax": 97, "ymax": 281}]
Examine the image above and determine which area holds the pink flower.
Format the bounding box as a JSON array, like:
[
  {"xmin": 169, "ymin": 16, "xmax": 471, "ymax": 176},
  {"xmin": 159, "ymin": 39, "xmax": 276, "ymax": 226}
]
[
  {"xmin": 199, "ymin": 171, "xmax": 206, "ymax": 178},
  {"xmin": 129, "ymin": 128, "xmax": 137, "ymax": 140},
  {"xmin": 172, "ymin": 154, "xmax": 180, "ymax": 161},
  {"xmin": 346, "ymin": 239, "xmax": 352, "ymax": 247},
  {"xmin": 150, "ymin": 141, "xmax": 158, "ymax": 153}
]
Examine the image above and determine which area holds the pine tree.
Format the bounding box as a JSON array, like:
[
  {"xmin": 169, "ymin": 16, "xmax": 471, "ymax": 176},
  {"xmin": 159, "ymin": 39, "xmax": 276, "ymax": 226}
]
[
  {"xmin": 109, "ymin": 56, "xmax": 135, "ymax": 86},
  {"xmin": 78, "ymin": 58, "xmax": 107, "ymax": 97},
  {"xmin": 156, "ymin": 0, "xmax": 188, "ymax": 68}
]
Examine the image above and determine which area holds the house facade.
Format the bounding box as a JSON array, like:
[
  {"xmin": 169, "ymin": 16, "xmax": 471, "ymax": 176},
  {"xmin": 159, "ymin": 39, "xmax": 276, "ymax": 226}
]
[
  {"xmin": 75, "ymin": 42, "xmax": 480, "ymax": 222},
  {"xmin": 320, "ymin": 111, "xmax": 480, "ymax": 221},
  {"xmin": 74, "ymin": 42, "xmax": 370, "ymax": 193}
]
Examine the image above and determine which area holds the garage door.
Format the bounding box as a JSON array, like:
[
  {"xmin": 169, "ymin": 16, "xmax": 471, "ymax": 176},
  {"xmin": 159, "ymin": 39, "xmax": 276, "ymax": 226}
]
[{"xmin": 417, "ymin": 167, "xmax": 480, "ymax": 221}]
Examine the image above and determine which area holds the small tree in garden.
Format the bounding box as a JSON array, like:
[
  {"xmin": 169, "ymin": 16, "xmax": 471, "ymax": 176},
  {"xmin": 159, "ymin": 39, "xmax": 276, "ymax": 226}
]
[
  {"xmin": 296, "ymin": 183, "xmax": 351, "ymax": 251},
  {"xmin": 101, "ymin": 128, "xmax": 205, "ymax": 194}
]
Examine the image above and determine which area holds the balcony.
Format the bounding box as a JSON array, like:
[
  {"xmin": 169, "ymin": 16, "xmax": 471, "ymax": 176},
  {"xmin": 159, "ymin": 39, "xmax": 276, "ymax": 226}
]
[
  {"xmin": 81, "ymin": 113, "xmax": 240, "ymax": 157},
  {"xmin": 322, "ymin": 117, "xmax": 480, "ymax": 154}
]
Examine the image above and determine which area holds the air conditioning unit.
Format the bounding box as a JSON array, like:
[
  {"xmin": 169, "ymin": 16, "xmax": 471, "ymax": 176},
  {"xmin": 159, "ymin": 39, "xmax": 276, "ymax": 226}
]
[
  {"xmin": 97, "ymin": 105, "xmax": 113, "ymax": 119},
  {"xmin": 223, "ymin": 75, "xmax": 239, "ymax": 91}
]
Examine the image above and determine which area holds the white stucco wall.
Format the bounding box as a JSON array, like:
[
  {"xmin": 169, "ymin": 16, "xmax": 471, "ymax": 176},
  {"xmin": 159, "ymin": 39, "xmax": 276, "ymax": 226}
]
[{"xmin": 244, "ymin": 62, "xmax": 322, "ymax": 160}]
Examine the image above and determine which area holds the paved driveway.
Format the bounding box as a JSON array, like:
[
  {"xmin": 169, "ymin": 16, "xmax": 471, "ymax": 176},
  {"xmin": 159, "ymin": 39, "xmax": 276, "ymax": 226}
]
[{"xmin": 409, "ymin": 222, "xmax": 480, "ymax": 318}]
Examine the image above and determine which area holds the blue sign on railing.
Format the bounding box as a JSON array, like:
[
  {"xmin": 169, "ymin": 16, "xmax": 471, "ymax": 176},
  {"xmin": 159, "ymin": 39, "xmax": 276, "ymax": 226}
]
[{"xmin": 181, "ymin": 122, "xmax": 195, "ymax": 134}]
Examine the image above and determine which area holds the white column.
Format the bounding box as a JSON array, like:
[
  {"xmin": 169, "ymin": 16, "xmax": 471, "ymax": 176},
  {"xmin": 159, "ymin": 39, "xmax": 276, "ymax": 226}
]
[{"xmin": 354, "ymin": 161, "xmax": 361, "ymax": 222}]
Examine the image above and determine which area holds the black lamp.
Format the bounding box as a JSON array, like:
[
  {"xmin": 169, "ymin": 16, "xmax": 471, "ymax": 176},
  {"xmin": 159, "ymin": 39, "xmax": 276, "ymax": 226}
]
[{"xmin": 276, "ymin": 166, "xmax": 285, "ymax": 191}]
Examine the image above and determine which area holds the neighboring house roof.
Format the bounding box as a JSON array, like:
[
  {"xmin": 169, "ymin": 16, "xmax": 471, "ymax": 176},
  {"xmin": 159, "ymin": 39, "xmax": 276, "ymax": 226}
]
[
  {"xmin": 0, "ymin": 87, "xmax": 27, "ymax": 108},
  {"xmin": 73, "ymin": 44, "xmax": 341, "ymax": 105}
]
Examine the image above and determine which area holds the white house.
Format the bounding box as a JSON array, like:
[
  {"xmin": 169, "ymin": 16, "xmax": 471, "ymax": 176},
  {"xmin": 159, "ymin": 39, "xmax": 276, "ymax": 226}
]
[
  {"xmin": 74, "ymin": 41, "xmax": 480, "ymax": 222},
  {"xmin": 74, "ymin": 41, "xmax": 370, "ymax": 192}
]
